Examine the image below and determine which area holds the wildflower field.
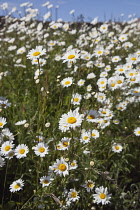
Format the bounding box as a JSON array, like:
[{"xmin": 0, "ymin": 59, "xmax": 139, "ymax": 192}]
[{"xmin": 0, "ymin": 4, "xmax": 140, "ymax": 210}]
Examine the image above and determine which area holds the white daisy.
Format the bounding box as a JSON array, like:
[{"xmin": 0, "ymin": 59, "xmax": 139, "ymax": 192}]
[
  {"xmin": 134, "ymin": 127, "xmax": 140, "ymax": 136},
  {"xmin": 59, "ymin": 108, "xmax": 83, "ymax": 132},
  {"xmin": 1, "ymin": 141, "xmax": 15, "ymax": 155},
  {"xmin": 0, "ymin": 156, "xmax": 5, "ymax": 167},
  {"xmin": 0, "ymin": 117, "xmax": 7, "ymax": 128},
  {"xmin": 62, "ymin": 49, "xmax": 80, "ymax": 63},
  {"xmin": 10, "ymin": 179, "xmax": 24, "ymax": 193},
  {"xmin": 91, "ymin": 129, "xmax": 100, "ymax": 139},
  {"xmin": 27, "ymin": 46, "xmax": 46, "ymax": 60},
  {"xmin": 93, "ymin": 186, "xmax": 111, "ymax": 205},
  {"xmin": 69, "ymin": 160, "xmax": 78, "ymax": 170},
  {"xmin": 68, "ymin": 189, "xmax": 80, "ymax": 202},
  {"xmin": 61, "ymin": 77, "xmax": 73, "ymax": 88},
  {"xmin": 40, "ymin": 176, "xmax": 54, "ymax": 187},
  {"xmin": 82, "ymin": 180, "xmax": 95, "ymax": 192},
  {"xmin": 112, "ymin": 143, "xmax": 123, "ymax": 153},
  {"xmin": 80, "ymin": 130, "xmax": 91, "ymax": 144},
  {"xmin": 77, "ymin": 79, "xmax": 85, "ymax": 86},
  {"xmin": 49, "ymin": 157, "xmax": 69, "ymax": 177},
  {"xmin": 33, "ymin": 142, "xmax": 49, "ymax": 157},
  {"xmin": 15, "ymin": 120, "xmax": 26, "ymax": 125},
  {"xmin": 71, "ymin": 93, "xmax": 82, "ymax": 105},
  {"xmin": 15, "ymin": 144, "xmax": 29, "ymax": 159},
  {"xmin": 86, "ymin": 110, "xmax": 99, "ymax": 123}
]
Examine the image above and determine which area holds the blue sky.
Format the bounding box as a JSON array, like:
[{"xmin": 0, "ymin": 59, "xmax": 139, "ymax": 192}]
[{"xmin": 0, "ymin": 0, "xmax": 140, "ymax": 22}]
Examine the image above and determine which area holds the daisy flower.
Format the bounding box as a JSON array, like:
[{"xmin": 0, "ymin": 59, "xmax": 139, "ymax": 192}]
[
  {"xmin": 87, "ymin": 72, "xmax": 96, "ymax": 79},
  {"xmin": 61, "ymin": 137, "xmax": 71, "ymax": 150},
  {"xmin": 112, "ymin": 55, "xmax": 121, "ymax": 63},
  {"xmin": 1, "ymin": 128, "xmax": 14, "ymax": 141},
  {"xmin": 0, "ymin": 117, "xmax": 7, "ymax": 128},
  {"xmin": 91, "ymin": 129, "xmax": 100, "ymax": 139},
  {"xmin": 49, "ymin": 157, "xmax": 69, "ymax": 177},
  {"xmin": 71, "ymin": 93, "xmax": 82, "ymax": 105},
  {"xmin": 86, "ymin": 110, "xmax": 99, "ymax": 123},
  {"xmin": 69, "ymin": 160, "xmax": 78, "ymax": 170},
  {"xmin": 15, "ymin": 144, "xmax": 29, "ymax": 159},
  {"xmin": 93, "ymin": 186, "xmax": 111, "ymax": 205},
  {"xmin": 77, "ymin": 79, "xmax": 85, "ymax": 86},
  {"xmin": 68, "ymin": 189, "xmax": 80, "ymax": 202},
  {"xmin": 1, "ymin": 141, "xmax": 15, "ymax": 155},
  {"xmin": 61, "ymin": 77, "xmax": 73, "ymax": 88},
  {"xmin": 80, "ymin": 130, "xmax": 91, "ymax": 144},
  {"xmin": 5, "ymin": 150, "xmax": 15, "ymax": 159},
  {"xmin": 99, "ymin": 24, "xmax": 108, "ymax": 33},
  {"xmin": 27, "ymin": 46, "xmax": 46, "ymax": 60},
  {"xmin": 17, "ymin": 46, "xmax": 26, "ymax": 54},
  {"xmin": 112, "ymin": 143, "xmax": 123, "ymax": 153},
  {"xmin": 15, "ymin": 120, "xmax": 26, "ymax": 125},
  {"xmin": 62, "ymin": 49, "xmax": 80, "ymax": 63},
  {"xmin": 33, "ymin": 142, "xmax": 49, "ymax": 157},
  {"xmin": 10, "ymin": 179, "xmax": 24, "ymax": 193},
  {"xmin": 134, "ymin": 127, "xmax": 140, "ymax": 136},
  {"xmin": 40, "ymin": 176, "xmax": 54, "ymax": 187},
  {"xmin": 59, "ymin": 108, "xmax": 83, "ymax": 132},
  {"xmin": 82, "ymin": 180, "xmax": 95, "ymax": 192},
  {"xmin": 0, "ymin": 157, "xmax": 5, "ymax": 167}
]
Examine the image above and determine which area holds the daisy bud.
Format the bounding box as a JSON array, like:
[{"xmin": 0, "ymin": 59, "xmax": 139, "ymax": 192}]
[
  {"xmin": 45, "ymin": 122, "xmax": 50, "ymax": 127},
  {"xmin": 35, "ymin": 79, "xmax": 40, "ymax": 84},
  {"xmin": 90, "ymin": 161, "xmax": 95, "ymax": 166},
  {"xmin": 24, "ymin": 123, "xmax": 29, "ymax": 128}
]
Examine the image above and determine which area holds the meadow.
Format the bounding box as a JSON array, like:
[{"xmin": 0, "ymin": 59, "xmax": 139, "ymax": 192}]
[{"xmin": 0, "ymin": 4, "xmax": 140, "ymax": 210}]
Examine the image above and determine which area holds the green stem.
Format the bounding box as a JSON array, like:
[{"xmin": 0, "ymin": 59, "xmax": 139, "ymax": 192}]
[{"xmin": 2, "ymin": 160, "xmax": 9, "ymax": 208}]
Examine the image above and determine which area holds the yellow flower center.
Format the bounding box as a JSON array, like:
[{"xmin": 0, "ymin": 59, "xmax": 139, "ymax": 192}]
[
  {"xmin": 115, "ymin": 146, "xmax": 120, "ymax": 150},
  {"xmin": 100, "ymin": 193, "xmax": 106, "ymax": 199},
  {"xmin": 39, "ymin": 147, "xmax": 45, "ymax": 153},
  {"xmin": 87, "ymin": 115, "xmax": 94, "ymax": 119},
  {"xmin": 58, "ymin": 164, "xmax": 67, "ymax": 171},
  {"xmin": 84, "ymin": 136, "xmax": 88, "ymax": 140},
  {"xmin": 71, "ymin": 192, "xmax": 77, "ymax": 198},
  {"xmin": 92, "ymin": 133, "xmax": 96, "ymax": 137},
  {"xmin": 64, "ymin": 81, "xmax": 71, "ymax": 85},
  {"xmin": 74, "ymin": 98, "xmax": 79, "ymax": 102},
  {"xmin": 119, "ymin": 68, "xmax": 124, "ymax": 71},
  {"xmin": 111, "ymin": 83, "xmax": 115, "ymax": 87},
  {"xmin": 42, "ymin": 180, "xmax": 49, "ymax": 184},
  {"xmin": 63, "ymin": 142, "xmax": 68, "ymax": 147},
  {"xmin": 129, "ymin": 73, "xmax": 134, "ymax": 76},
  {"xmin": 85, "ymin": 56, "xmax": 89, "ymax": 59},
  {"xmin": 100, "ymin": 81, "xmax": 105, "ymax": 84},
  {"xmin": 87, "ymin": 182, "xmax": 94, "ymax": 188},
  {"xmin": 19, "ymin": 149, "xmax": 25, "ymax": 154},
  {"xmin": 4, "ymin": 145, "xmax": 11, "ymax": 151},
  {"xmin": 71, "ymin": 162, "xmax": 76, "ymax": 166},
  {"xmin": 0, "ymin": 123, "xmax": 3, "ymax": 127},
  {"xmin": 14, "ymin": 184, "xmax": 20, "ymax": 189},
  {"xmin": 131, "ymin": 57, "xmax": 136, "ymax": 61},
  {"xmin": 67, "ymin": 117, "xmax": 77, "ymax": 124},
  {"xmin": 68, "ymin": 54, "xmax": 75, "ymax": 59},
  {"xmin": 32, "ymin": 51, "xmax": 41, "ymax": 56},
  {"xmin": 102, "ymin": 111, "xmax": 106, "ymax": 114},
  {"xmin": 138, "ymin": 131, "xmax": 140, "ymax": 134},
  {"xmin": 98, "ymin": 51, "xmax": 102, "ymax": 54},
  {"xmin": 117, "ymin": 80, "xmax": 122, "ymax": 84}
]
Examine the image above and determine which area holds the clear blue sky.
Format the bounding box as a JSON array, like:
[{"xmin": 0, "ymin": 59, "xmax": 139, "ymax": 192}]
[{"xmin": 0, "ymin": 0, "xmax": 140, "ymax": 22}]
